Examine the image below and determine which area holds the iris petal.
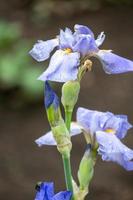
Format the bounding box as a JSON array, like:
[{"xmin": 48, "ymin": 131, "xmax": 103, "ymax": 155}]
[
  {"xmin": 76, "ymin": 107, "xmax": 132, "ymax": 139},
  {"xmin": 95, "ymin": 32, "xmax": 105, "ymax": 47},
  {"xmin": 52, "ymin": 191, "xmax": 72, "ymax": 200},
  {"xmin": 59, "ymin": 29, "xmax": 75, "ymax": 49},
  {"xmin": 74, "ymin": 24, "xmax": 94, "ymax": 37},
  {"xmin": 38, "ymin": 50, "xmax": 80, "ymax": 82},
  {"xmin": 35, "ymin": 182, "xmax": 54, "ymax": 200},
  {"xmin": 29, "ymin": 39, "xmax": 58, "ymax": 62},
  {"xmin": 73, "ymin": 35, "xmax": 98, "ymax": 56},
  {"xmin": 35, "ymin": 122, "xmax": 82, "ymax": 147},
  {"xmin": 97, "ymin": 50, "xmax": 133, "ymax": 74},
  {"xmin": 96, "ymin": 131, "xmax": 133, "ymax": 171}
]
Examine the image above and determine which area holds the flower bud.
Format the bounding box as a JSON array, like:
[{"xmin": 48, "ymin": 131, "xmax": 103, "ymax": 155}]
[
  {"xmin": 45, "ymin": 81, "xmax": 72, "ymax": 156},
  {"xmin": 61, "ymin": 80, "xmax": 80, "ymax": 112},
  {"xmin": 45, "ymin": 81, "xmax": 62, "ymax": 127},
  {"xmin": 78, "ymin": 144, "xmax": 94, "ymax": 190}
]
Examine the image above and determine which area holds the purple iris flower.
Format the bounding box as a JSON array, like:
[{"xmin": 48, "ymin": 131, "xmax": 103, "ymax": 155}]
[
  {"xmin": 35, "ymin": 182, "xmax": 72, "ymax": 200},
  {"xmin": 29, "ymin": 24, "xmax": 133, "ymax": 82},
  {"xmin": 76, "ymin": 107, "xmax": 133, "ymax": 171}
]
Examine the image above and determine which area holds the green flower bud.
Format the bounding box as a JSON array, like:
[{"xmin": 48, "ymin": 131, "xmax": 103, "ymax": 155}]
[
  {"xmin": 61, "ymin": 81, "xmax": 80, "ymax": 112},
  {"xmin": 78, "ymin": 144, "xmax": 94, "ymax": 190},
  {"xmin": 52, "ymin": 122, "xmax": 72, "ymax": 157},
  {"xmin": 45, "ymin": 81, "xmax": 72, "ymax": 156}
]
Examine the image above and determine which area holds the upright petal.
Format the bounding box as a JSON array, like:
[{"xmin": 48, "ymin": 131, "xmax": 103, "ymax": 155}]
[
  {"xmin": 35, "ymin": 182, "xmax": 54, "ymax": 200},
  {"xmin": 102, "ymin": 114, "xmax": 132, "ymax": 139},
  {"xmin": 59, "ymin": 29, "xmax": 75, "ymax": 49},
  {"xmin": 73, "ymin": 34, "xmax": 98, "ymax": 57},
  {"xmin": 95, "ymin": 32, "xmax": 105, "ymax": 47},
  {"xmin": 74, "ymin": 24, "xmax": 94, "ymax": 37},
  {"xmin": 38, "ymin": 50, "xmax": 80, "ymax": 82},
  {"xmin": 29, "ymin": 39, "xmax": 58, "ymax": 62},
  {"xmin": 76, "ymin": 107, "xmax": 103, "ymax": 134},
  {"xmin": 96, "ymin": 50, "xmax": 133, "ymax": 74},
  {"xmin": 35, "ymin": 122, "xmax": 82, "ymax": 147},
  {"xmin": 52, "ymin": 191, "xmax": 72, "ymax": 200},
  {"xmin": 96, "ymin": 131, "xmax": 133, "ymax": 171}
]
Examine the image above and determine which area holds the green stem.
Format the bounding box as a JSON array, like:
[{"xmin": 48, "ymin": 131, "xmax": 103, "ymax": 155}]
[
  {"xmin": 65, "ymin": 109, "xmax": 72, "ymax": 130},
  {"xmin": 62, "ymin": 109, "xmax": 74, "ymax": 199},
  {"xmin": 62, "ymin": 155, "xmax": 73, "ymax": 194}
]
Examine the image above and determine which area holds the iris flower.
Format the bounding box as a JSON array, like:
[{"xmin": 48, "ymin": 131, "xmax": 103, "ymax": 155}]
[
  {"xmin": 76, "ymin": 107, "xmax": 133, "ymax": 171},
  {"xmin": 36, "ymin": 107, "xmax": 133, "ymax": 171},
  {"xmin": 35, "ymin": 182, "xmax": 71, "ymax": 200},
  {"xmin": 30, "ymin": 24, "xmax": 133, "ymax": 82}
]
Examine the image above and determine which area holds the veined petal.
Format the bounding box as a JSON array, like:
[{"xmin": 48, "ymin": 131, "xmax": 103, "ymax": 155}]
[
  {"xmin": 95, "ymin": 32, "xmax": 105, "ymax": 47},
  {"xmin": 76, "ymin": 107, "xmax": 132, "ymax": 139},
  {"xmin": 35, "ymin": 122, "xmax": 82, "ymax": 147},
  {"xmin": 96, "ymin": 50, "xmax": 133, "ymax": 74},
  {"xmin": 74, "ymin": 24, "xmax": 94, "ymax": 37},
  {"xmin": 59, "ymin": 29, "xmax": 75, "ymax": 49},
  {"xmin": 96, "ymin": 131, "xmax": 133, "ymax": 171},
  {"xmin": 76, "ymin": 107, "xmax": 103, "ymax": 135},
  {"xmin": 38, "ymin": 50, "xmax": 80, "ymax": 82},
  {"xmin": 29, "ymin": 38, "xmax": 58, "ymax": 62},
  {"xmin": 73, "ymin": 34, "xmax": 98, "ymax": 56},
  {"xmin": 52, "ymin": 191, "xmax": 72, "ymax": 200},
  {"xmin": 35, "ymin": 182, "xmax": 54, "ymax": 200}
]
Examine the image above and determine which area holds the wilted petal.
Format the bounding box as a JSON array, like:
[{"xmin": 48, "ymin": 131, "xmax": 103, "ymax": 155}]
[
  {"xmin": 97, "ymin": 50, "xmax": 133, "ymax": 74},
  {"xmin": 95, "ymin": 32, "xmax": 105, "ymax": 47},
  {"xmin": 96, "ymin": 131, "xmax": 133, "ymax": 171},
  {"xmin": 52, "ymin": 191, "xmax": 72, "ymax": 200},
  {"xmin": 29, "ymin": 38, "xmax": 58, "ymax": 62},
  {"xmin": 73, "ymin": 34, "xmax": 98, "ymax": 56},
  {"xmin": 35, "ymin": 182, "xmax": 54, "ymax": 200},
  {"xmin": 74, "ymin": 24, "xmax": 94, "ymax": 37},
  {"xmin": 38, "ymin": 50, "xmax": 80, "ymax": 82}
]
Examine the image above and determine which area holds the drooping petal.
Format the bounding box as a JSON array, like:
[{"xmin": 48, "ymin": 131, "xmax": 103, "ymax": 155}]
[
  {"xmin": 38, "ymin": 50, "xmax": 80, "ymax": 82},
  {"xmin": 29, "ymin": 39, "xmax": 58, "ymax": 62},
  {"xmin": 74, "ymin": 24, "xmax": 94, "ymax": 37},
  {"xmin": 35, "ymin": 131, "xmax": 57, "ymax": 146},
  {"xmin": 35, "ymin": 182, "xmax": 54, "ymax": 200},
  {"xmin": 95, "ymin": 32, "xmax": 105, "ymax": 47},
  {"xmin": 52, "ymin": 191, "xmax": 72, "ymax": 200},
  {"xmin": 96, "ymin": 50, "xmax": 133, "ymax": 74},
  {"xmin": 35, "ymin": 122, "xmax": 82, "ymax": 147},
  {"xmin": 96, "ymin": 131, "xmax": 133, "ymax": 171},
  {"xmin": 73, "ymin": 34, "xmax": 98, "ymax": 56}
]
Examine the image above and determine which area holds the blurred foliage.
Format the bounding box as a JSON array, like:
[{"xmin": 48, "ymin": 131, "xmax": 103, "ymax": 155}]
[
  {"xmin": 0, "ymin": 21, "xmax": 43, "ymax": 107},
  {"xmin": 32, "ymin": 0, "xmax": 133, "ymax": 22}
]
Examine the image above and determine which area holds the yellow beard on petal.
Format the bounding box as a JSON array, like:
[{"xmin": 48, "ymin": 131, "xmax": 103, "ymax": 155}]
[
  {"xmin": 105, "ymin": 128, "xmax": 116, "ymax": 134},
  {"xmin": 64, "ymin": 48, "xmax": 72, "ymax": 54}
]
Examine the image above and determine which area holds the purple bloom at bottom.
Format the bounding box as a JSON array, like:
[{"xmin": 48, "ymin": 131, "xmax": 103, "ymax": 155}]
[{"xmin": 35, "ymin": 182, "xmax": 72, "ymax": 200}]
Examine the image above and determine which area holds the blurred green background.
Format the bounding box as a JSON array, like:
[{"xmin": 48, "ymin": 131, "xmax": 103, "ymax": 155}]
[{"xmin": 0, "ymin": 0, "xmax": 133, "ymax": 200}]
